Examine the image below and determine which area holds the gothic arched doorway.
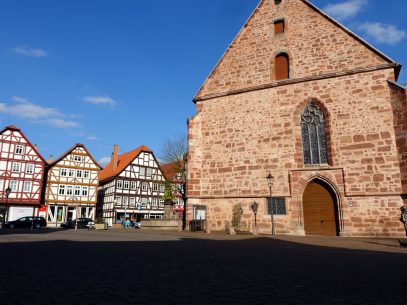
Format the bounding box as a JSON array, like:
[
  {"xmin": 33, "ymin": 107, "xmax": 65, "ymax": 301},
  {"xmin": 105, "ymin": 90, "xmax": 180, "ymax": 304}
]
[{"xmin": 303, "ymin": 180, "xmax": 339, "ymax": 236}]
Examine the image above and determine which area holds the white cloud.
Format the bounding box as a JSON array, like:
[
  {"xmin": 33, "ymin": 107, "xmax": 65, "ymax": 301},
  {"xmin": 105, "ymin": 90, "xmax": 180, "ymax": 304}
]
[
  {"xmin": 12, "ymin": 46, "xmax": 48, "ymax": 58},
  {"xmin": 84, "ymin": 96, "xmax": 116, "ymax": 106},
  {"xmin": 358, "ymin": 22, "xmax": 406, "ymax": 45},
  {"xmin": 47, "ymin": 118, "xmax": 79, "ymax": 128},
  {"xmin": 0, "ymin": 96, "xmax": 80, "ymax": 128},
  {"xmin": 323, "ymin": 0, "xmax": 367, "ymax": 21},
  {"xmin": 98, "ymin": 156, "xmax": 111, "ymax": 166},
  {"xmin": 86, "ymin": 135, "xmax": 98, "ymax": 141}
]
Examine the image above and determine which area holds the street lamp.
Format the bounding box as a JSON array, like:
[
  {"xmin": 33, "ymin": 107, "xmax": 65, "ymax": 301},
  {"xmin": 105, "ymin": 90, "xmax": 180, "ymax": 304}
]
[
  {"xmin": 250, "ymin": 201, "xmax": 259, "ymax": 234},
  {"xmin": 266, "ymin": 173, "xmax": 275, "ymax": 236},
  {"xmin": 4, "ymin": 186, "xmax": 12, "ymax": 224}
]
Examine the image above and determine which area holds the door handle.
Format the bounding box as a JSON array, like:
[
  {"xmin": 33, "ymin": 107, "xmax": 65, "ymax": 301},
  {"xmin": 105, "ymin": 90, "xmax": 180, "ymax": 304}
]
[{"xmin": 320, "ymin": 219, "xmax": 324, "ymax": 223}]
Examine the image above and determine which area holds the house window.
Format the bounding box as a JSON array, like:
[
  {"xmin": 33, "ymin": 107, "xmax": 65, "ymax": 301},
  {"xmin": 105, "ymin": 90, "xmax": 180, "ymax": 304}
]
[
  {"xmin": 159, "ymin": 199, "xmax": 164, "ymax": 207},
  {"xmin": 124, "ymin": 181, "xmax": 129, "ymax": 189},
  {"xmin": 153, "ymin": 183, "xmax": 158, "ymax": 191},
  {"xmin": 141, "ymin": 198, "xmax": 147, "ymax": 207},
  {"xmin": 116, "ymin": 197, "xmax": 122, "ymax": 204},
  {"xmin": 152, "ymin": 198, "xmax": 158, "ymax": 207},
  {"xmin": 58, "ymin": 185, "xmax": 66, "ymax": 195},
  {"xmin": 267, "ymin": 197, "xmax": 286, "ymax": 215},
  {"xmin": 76, "ymin": 170, "xmax": 82, "ymax": 178},
  {"xmin": 159, "ymin": 184, "xmax": 165, "ymax": 192},
  {"xmin": 139, "ymin": 167, "xmax": 146, "ymax": 177},
  {"xmin": 12, "ymin": 162, "xmax": 21, "ymax": 172},
  {"xmin": 301, "ymin": 103, "xmax": 328, "ymax": 165},
  {"xmin": 83, "ymin": 170, "xmax": 90, "ymax": 178},
  {"xmin": 142, "ymin": 182, "xmax": 148, "ymax": 191},
  {"xmin": 10, "ymin": 180, "xmax": 18, "ymax": 191},
  {"xmin": 82, "ymin": 186, "xmax": 88, "ymax": 196},
  {"xmin": 74, "ymin": 186, "xmax": 81, "ymax": 196},
  {"xmin": 73, "ymin": 155, "xmax": 82, "ymax": 162},
  {"xmin": 275, "ymin": 53, "xmax": 289, "ymax": 80},
  {"xmin": 274, "ymin": 19, "xmax": 285, "ymax": 34},
  {"xmin": 60, "ymin": 168, "xmax": 67, "ymax": 176},
  {"xmin": 146, "ymin": 168, "xmax": 152, "ymax": 177},
  {"xmin": 117, "ymin": 180, "xmax": 123, "ymax": 189},
  {"xmin": 123, "ymin": 196, "xmax": 129, "ymax": 206},
  {"xmin": 23, "ymin": 181, "xmax": 32, "ymax": 192},
  {"xmin": 130, "ymin": 181, "xmax": 136, "ymax": 190},
  {"xmin": 66, "ymin": 185, "xmax": 73, "ymax": 196},
  {"xmin": 68, "ymin": 169, "xmax": 75, "ymax": 177},
  {"xmin": 15, "ymin": 145, "xmax": 24, "ymax": 155},
  {"xmin": 26, "ymin": 164, "xmax": 34, "ymax": 174},
  {"xmin": 129, "ymin": 197, "xmax": 135, "ymax": 207}
]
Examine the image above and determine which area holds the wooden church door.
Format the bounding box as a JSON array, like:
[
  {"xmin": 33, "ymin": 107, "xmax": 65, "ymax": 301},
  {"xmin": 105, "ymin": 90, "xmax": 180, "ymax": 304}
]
[{"xmin": 303, "ymin": 180, "xmax": 339, "ymax": 236}]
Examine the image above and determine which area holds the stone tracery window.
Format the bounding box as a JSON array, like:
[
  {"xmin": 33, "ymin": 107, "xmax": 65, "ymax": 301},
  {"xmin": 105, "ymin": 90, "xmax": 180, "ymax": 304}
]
[{"xmin": 301, "ymin": 103, "xmax": 328, "ymax": 165}]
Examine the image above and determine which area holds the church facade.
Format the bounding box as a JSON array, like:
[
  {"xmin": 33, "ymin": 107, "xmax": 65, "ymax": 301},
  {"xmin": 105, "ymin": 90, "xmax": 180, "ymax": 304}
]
[{"xmin": 187, "ymin": 0, "xmax": 407, "ymax": 236}]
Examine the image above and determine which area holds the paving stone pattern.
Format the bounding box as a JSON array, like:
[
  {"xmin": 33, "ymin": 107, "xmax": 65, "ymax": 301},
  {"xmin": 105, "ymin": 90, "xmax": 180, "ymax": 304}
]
[{"xmin": 1, "ymin": 229, "xmax": 406, "ymax": 305}]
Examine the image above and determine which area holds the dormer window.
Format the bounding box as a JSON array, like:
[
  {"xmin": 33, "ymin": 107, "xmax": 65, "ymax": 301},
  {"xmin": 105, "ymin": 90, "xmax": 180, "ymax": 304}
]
[{"xmin": 274, "ymin": 19, "xmax": 285, "ymax": 34}]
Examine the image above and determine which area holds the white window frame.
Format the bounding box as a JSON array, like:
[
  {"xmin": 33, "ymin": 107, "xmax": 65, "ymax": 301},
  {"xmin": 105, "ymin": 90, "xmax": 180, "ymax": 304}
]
[
  {"xmin": 153, "ymin": 183, "xmax": 158, "ymax": 191},
  {"xmin": 130, "ymin": 181, "xmax": 136, "ymax": 190},
  {"xmin": 139, "ymin": 167, "xmax": 146, "ymax": 177},
  {"xmin": 146, "ymin": 168, "xmax": 152, "ymax": 177},
  {"xmin": 58, "ymin": 185, "xmax": 66, "ymax": 195},
  {"xmin": 60, "ymin": 168, "xmax": 67, "ymax": 176},
  {"xmin": 76, "ymin": 170, "xmax": 82, "ymax": 178},
  {"xmin": 23, "ymin": 181, "xmax": 32, "ymax": 192},
  {"xmin": 26, "ymin": 164, "xmax": 34, "ymax": 174},
  {"xmin": 159, "ymin": 184, "xmax": 165, "ymax": 192},
  {"xmin": 73, "ymin": 155, "xmax": 82, "ymax": 162},
  {"xmin": 12, "ymin": 162, "xmax": 21, "ymax": 173},
  {"xmin": 142, "ymin": 182, "xmax": 148, "ymax": 191},
  {"xmin": 82, "ymin": 186, "xmax": 88, "ymax": 196},
  {"xmin": 83, "ymin": 170, "xmax": 90, "ymax": 178},
  {"xmin": 74, "ymin": 186, "xmax": 81, "ymax": 196},
  {"xmin": 117, "ymin": 180, "xmax": 123, "ymax": 189},
  {"xmin": 68, "ymin": 169, "xmax": 75, "ymax": 177},
  {"xmin": 129, "ymin": 197, "xmax": 135, "ymax": 206},
  {"xmin": 15, "ymin": 145, "xmax": 24, "ymax": 155},
  {"xmin": 66, "ymin": 185, "xmax": 73, "ymax": 196},
  {"xmin": 10, "ymin": 180, "xmax": 18, "ymax": 192},
  {"xmin": 124, "ymin": 181, "xmax": 129, "ymax": 189},
  {"xmin": 152, "ymin": 198, "xmax": 158, "ymax": 207}
]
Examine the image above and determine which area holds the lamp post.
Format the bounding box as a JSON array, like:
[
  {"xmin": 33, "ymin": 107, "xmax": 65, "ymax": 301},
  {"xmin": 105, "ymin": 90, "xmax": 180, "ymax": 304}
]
[
  {"xmin": 266, "ymin": 173, "xmax": 275, "ymax": 236},
  {"xmin": 250, "ymin": 201, "xmax": 259, "ymax": 234},
  {"xmin": 4, "ymin": 186, "xmax": 12, "ymax": 224}
]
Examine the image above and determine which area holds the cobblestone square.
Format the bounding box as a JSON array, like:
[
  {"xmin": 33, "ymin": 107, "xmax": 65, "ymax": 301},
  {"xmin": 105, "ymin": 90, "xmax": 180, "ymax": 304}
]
[{"xmin": 1, "ymin": 229, "xmax": 406, "ymax": 305}]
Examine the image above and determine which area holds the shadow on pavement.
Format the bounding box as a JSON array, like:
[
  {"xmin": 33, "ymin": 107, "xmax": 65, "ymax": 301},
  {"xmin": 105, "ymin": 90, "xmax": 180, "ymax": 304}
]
[{"xmin": 0, "ymin": 236, "xmax": 406, "ymax": 305}]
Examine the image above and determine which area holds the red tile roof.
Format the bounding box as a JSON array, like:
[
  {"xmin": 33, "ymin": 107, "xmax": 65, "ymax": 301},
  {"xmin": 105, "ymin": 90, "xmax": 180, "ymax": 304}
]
[
  {"xmin": 99, "ymin": 145, "xmax": 152, "ymax": 182},
  {"xmin": 160, "ymin": 161, "xmax": 184, "ymax": 181}
]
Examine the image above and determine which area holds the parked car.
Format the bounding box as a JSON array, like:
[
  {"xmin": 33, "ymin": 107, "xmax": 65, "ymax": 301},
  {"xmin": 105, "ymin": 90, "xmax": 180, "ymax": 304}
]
[
  {"xmin": 60, "ymin": 218, "xmax": 94, "ymax": 229},
  {"xmin": 3, "ymin": 216, "xmax": 47, "ymax": 229}
]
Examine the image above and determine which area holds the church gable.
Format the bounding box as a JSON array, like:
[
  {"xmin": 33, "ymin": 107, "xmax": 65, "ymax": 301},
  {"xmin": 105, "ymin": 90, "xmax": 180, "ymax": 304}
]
[{"xmin": 195, "ymin": 0, "xmax": 395, "ymax": 100}]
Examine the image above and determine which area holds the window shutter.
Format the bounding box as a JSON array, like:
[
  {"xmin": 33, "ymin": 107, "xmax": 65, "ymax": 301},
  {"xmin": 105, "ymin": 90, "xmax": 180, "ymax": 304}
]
[{"xmin": 275, "ymin": 54, "xmax": 289, "ymax": 80}]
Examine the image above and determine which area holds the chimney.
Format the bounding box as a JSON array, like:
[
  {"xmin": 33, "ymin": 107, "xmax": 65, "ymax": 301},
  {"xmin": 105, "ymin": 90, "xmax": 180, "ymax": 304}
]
[{"xmin": 112, "ymin": 144, "xmax": 118, "ymax": 171}]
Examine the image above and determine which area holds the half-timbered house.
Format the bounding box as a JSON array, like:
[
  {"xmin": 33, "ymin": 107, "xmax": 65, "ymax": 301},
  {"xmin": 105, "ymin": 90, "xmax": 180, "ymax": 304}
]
[
  {"xmin": 45, "ymin": 144, "xmax": 101, "ymax": 226},
  {"xmin": 98, "ymin": 145, "xmax": 166, "ymax": 226},
  {"xmin": 161, "ymin": 161, "xmax": 185, "ymax": 217},
  {"xmin": 0, "ymin": 125, "xmax": 47, "ymax": 221}
]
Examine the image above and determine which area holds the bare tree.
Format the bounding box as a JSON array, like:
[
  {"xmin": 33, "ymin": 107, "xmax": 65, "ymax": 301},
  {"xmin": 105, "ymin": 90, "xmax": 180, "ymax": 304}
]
[{"xmin": 160, "ymin": 134, "xmax": 188, "ymax": 228}]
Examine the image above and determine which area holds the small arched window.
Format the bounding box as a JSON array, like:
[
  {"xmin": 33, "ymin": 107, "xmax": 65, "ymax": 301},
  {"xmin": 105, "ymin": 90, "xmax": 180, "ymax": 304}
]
[
  {"xmin": 275, "ymin": 53, "xmax": 289, "ymax": 80},
  {"xmin": 301, "ymin": 103, "xmax": 328, "ymax": 165},
  {"xmin": 275, "ymin": 0, "xmax": 282, "ymax": 5}
]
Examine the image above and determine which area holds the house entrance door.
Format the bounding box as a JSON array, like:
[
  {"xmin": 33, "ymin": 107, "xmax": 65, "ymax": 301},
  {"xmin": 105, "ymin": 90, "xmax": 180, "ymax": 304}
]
[{"xmin": 303, "ymin": 180, "xmax": 339, "ymax": 236}]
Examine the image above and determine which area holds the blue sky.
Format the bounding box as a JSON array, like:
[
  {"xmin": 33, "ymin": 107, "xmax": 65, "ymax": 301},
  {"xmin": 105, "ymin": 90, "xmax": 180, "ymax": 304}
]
[{"xmin": 0, "ymin": 0, "xmax": 406, "ymax": 166}]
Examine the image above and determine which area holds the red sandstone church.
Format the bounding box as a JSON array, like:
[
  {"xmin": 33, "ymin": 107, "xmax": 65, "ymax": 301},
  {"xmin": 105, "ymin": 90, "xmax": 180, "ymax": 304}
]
[{"xmin": 187, "ymin": 0, "xmax": 407, "ymax": 236}]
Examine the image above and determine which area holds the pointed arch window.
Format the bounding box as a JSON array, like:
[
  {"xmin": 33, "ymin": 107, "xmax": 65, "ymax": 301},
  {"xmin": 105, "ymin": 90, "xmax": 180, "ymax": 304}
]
[
  {"xmin": 301, "ymin": 103, "xmax": 328, "ymax": 165},
  {"xmin": 275, "ymin": 53, "xmax": 289, "ymax": 80}
]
